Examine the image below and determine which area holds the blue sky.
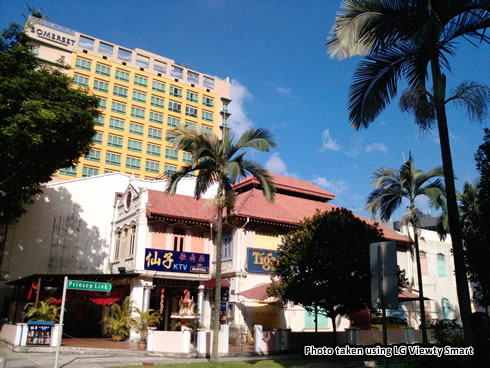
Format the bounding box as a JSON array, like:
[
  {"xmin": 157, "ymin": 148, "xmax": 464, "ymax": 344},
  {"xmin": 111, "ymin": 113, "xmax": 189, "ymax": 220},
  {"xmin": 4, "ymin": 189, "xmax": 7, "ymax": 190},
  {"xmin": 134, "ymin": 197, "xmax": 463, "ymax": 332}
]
[{"xmin": 2, "ymin": 0, "xmax": 488, "ymax": 222}]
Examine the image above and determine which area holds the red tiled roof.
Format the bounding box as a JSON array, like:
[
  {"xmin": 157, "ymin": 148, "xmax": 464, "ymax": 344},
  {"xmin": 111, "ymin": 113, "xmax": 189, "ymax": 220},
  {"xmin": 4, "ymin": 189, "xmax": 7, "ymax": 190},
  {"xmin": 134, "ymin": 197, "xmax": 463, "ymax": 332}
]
[
  {"xmin": 146, "ymin": 190, "xmax": 214, "ymax": 224},
  {"xmin": 233, "ymin": 174, "xmax": 335, "ymax": 201},
  {"xmin": 233, "ymin": 189, "xmax": 410, "ymax": 243}
]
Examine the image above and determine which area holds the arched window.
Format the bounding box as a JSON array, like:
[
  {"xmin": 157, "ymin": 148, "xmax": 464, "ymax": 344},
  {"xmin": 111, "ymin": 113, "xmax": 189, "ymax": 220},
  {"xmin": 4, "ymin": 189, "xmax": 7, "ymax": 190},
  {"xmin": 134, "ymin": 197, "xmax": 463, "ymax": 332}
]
[
  {"xmin": 114, "ymin": 231, "xmax": 121, "ymax": 260},
  {"xmin": 437, "ymin": 253, "xmax": 446, "ymax": 277},
  {"xmin": 129, "ymin": 225, "xmax": 136, "ymax": 256},
  {"xmin": 420, "ymin": 251, "xmax": 428, "ymax": 275},
  {"xmin": 441, "ymin": 298, "xmax": 451, "ymax": 319},
  {"xmin": 121, "ymin": 228, "xmax": 128, "ymax": 258},
  {"xmin": 173, "ymin": 228, "xmax": 185, "ymax": 252}
]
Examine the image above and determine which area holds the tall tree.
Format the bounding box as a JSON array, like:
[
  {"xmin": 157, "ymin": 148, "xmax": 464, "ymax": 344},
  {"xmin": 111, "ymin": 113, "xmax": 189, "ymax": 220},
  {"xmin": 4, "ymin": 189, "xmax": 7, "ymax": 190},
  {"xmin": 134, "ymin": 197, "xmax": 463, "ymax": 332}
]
[
  {"xmin": 366, "ymin": 153, "xmax": 445, "ymax": 343},
  {"xmin": 0, "ymin": 23, "xmax": 100, "ymax": 225},
  {"xmin": 327, "ymin": 0, "xmax": 489, "ymax": 341},
  {"xmin": 166, "ymin": 127, "xmax": 276, "ymax": 362},
  {"xmin": 272, "ymin": 208, "xmax": 385, "ymax": 345}
]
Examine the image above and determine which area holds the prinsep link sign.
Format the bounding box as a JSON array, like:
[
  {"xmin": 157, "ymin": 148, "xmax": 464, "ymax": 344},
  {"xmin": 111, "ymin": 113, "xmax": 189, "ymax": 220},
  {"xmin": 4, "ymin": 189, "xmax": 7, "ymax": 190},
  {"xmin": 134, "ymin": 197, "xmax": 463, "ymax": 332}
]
[
  {"xmin": 145, "ymin": 248, "xmax": 210, "ymax": 273},
  {"xmin": 67, "ymin": 280, "xmax": 112, "ymax": 292},
  {"xmin": 247, "ymin": 248, "xmax": 279, "ymax": 273}
]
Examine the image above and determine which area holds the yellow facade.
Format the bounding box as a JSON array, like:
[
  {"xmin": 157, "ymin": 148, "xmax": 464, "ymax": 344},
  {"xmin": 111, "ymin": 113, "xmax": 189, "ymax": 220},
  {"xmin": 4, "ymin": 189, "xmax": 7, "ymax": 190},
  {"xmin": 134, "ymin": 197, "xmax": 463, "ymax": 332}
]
[{"xmin": 25, "ymin": 16, "xmax": 231, "ymax": 180}]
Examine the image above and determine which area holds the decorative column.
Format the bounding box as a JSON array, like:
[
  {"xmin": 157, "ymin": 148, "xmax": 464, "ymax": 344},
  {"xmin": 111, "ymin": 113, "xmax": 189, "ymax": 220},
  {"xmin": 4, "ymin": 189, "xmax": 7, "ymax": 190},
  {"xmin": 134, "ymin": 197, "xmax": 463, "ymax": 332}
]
[
  {"xmin": 197, "ymin": 284, "xmax": 205, "ymax": 324},
  {"xmin": 142, "ymin": 285, "xmax": 154, "ymax": 312}
]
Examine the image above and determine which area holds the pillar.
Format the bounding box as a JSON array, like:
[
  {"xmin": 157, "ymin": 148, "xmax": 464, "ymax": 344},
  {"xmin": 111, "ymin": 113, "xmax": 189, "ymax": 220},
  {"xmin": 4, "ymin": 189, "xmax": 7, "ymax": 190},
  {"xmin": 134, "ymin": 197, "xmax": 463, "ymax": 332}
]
[{"xmin": 197, "ymin": 284, "xmax": 204, "ymax": 324}]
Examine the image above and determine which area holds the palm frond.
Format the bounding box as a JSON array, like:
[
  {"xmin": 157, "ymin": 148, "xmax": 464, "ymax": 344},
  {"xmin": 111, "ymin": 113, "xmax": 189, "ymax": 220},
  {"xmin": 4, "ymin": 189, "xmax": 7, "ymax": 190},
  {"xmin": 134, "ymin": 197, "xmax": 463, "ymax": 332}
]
[
  {"xmin": 399, "ymin": 85, "xmax": 436, "ymax": 131},
  {"xmin": 446, "ymin": 81, "xmax": 489, "ymax": 123},
  {"xmin": 242, "ymin": 160, "xmax": 276, "ymax": 203},
  {"xmin": 232, "ymin": 128, "xmax": 276, "ymax": 155}
]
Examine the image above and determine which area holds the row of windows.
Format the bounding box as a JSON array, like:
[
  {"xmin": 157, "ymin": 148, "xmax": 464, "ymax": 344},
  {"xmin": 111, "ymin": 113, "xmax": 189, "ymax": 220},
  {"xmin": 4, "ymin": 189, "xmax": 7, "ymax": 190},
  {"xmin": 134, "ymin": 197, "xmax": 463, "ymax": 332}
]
[
  {"xmin": 74, "ymin": 58, "xmax": 215, "ymax": 104},
  {"xmin": 114, "ymin": 225, "xmax": 136, "ymax": 260},
  {"xmin": 420, "ymin": 252, "xmax": 447, "ymax": 277},
  {"xmin": 96, "ymin": 115, "xmax": 214, "ymax": 136},
  {"xmin": 60, "ymin": 160, "xmax": 180, "ymax": 178}
]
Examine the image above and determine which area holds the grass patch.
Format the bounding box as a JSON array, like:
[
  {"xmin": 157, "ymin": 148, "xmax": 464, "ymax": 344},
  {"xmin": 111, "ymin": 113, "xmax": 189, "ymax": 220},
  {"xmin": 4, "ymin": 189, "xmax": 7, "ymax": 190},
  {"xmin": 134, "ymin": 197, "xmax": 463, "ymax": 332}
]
[{"xmin": 114, "ymin": 358, "xmax": 335, "ymax": 368}]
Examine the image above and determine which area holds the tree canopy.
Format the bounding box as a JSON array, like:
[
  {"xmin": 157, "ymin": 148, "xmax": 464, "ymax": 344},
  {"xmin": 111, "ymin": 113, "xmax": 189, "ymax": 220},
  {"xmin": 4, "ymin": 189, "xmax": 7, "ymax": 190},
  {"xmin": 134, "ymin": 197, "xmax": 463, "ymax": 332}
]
[{"xmin": 0, "ymin": 23, "xmax": 100, "ymax": 224}]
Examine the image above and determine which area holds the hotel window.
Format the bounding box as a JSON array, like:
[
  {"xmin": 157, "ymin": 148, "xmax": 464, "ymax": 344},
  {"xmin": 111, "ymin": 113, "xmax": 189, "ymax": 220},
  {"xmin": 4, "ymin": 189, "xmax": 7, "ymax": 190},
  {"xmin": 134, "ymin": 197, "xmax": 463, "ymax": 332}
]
[
  {"xmin": 75, "ymin": 57, "xmax": 91, "ymax": 71},
  {"xmin": 201, "ymin": 125, "xmax": 213, "ymax": 136},
  {"xmin": 153, "ymin": 60, "xmax": 167, "ymax": 74},
  {"xmin": 202, "ymin": 110, "xmax": 213, "ymax": 122},
  {"xmin": 98, "ymin": 41, "xmax": 114, "ymax": 56},
  {"xmin": 129, "ymin": 226, "xmax": 136, "ymax": 256},
  {"xmin": 173, "ymin": 228, "xmax": 185, "ymax": 252},
  {"xmin": 107, "ymin": 134, "xmax": 123, "ymax": 148},
  {"xmin": 111, "ymin": 101, "xmax": 126, "ymax": 114},
  {"xmin": 98, "ymin": 98, "xmax": 107, "ymax": 110},
  {"xmin": 164, "ymin": 164, "xmax": 177, "ymax": 176},
  {"xmin": 114, "ymin": 231, "xmax": 121, "ymax": 260},
  {"xmin": 136, "ymin": 54, "xmax": 150, "ymax": 68},
  {"xmin": 128, "ymin": 139, "xmax": 142, "ymax": 152},
  {"xmin": 203, "ymin": 76, "xmax": 214, "ymax": 89},
  {"xmin": 167, "ymin": 116, "xmax": 180, "ymax": 128},
  {"xmin": 168, "ymin": 100, "xmax": 181, "ymax": 113},
  {"xmin": 183, "ymin": 152, "xmax": 192, "ymax": 164},
  {"xmin": 147, "ymin": 143, "xmax": 160, "ymax": 156},
  {"xmin": 165, "ymin": 147, "xmax": 178, "ymax": 160},
  {"xmin": 186, "ymin": 91, "xmax": 198, "ymax": 103},
  {"xmin": 73, "ymin": 73, "xmax": 89, "ymax": 87},
  {"xmin": 30, "ymin": 45, "xmax": 39, "ymax": 56},
  {"xmin": 79, "ymin": 35, "xmax": 94, "ymax": 50},
  {"xmin": 184, "ymin": 121, "xmax": 197, "ymax": 132},
  {"xmin": 59, "ymin": 165, "xmax": 77, "ymax": 177},
  {"xmin": 149, "ymin": 111, "xmax": 163, "ymax": 124},
  {"xmin": 202, "ymin": 96, "xmax": 214, "ymax": 107},
  {"xmin": 115, "ymin": 69, "xmax": 130, "ymax": 82},
  {"xmin": 185, "ymin": 106, "xmax": 198, "ymax": 118},
  {"xmin": 437, "ymin": 254, "xmax": 446, "ymax": 277},
  {"xmin": 106, "ymin": 152, "xmax": 121, "ymax": 166},
  {"xmin": 93, "ymin": 131, "xmax": 103, "ymax": 144},
  {"xmin": 86, "ymin": 148, "xmax": 100, "ymax": 162},
  {"xmin": 170, "ymin": 86, "xmax": 182, "ymax": 98},
  {"xmin": 146, "ymin": 160, "xmax": 160, "ymax": 173},
  {"xmin": 109, "ymin": 117, "xmax": 124, "ymax": 131},
  {"xmin": 117, "ymin": 48, "xmax": 132, "ymax": 62},
  {"xmin": 93, "ymin": 79, "xmax": 109, "ymax": 93},
  {"xmin": 131, "ymin": 106, "xmax": 145, "ymax": 119},
  {"xmin": 134, "ymin": 75, "xmax": 148, "ymax": 88},
  {"xmin": 82, "ymin": 166, "xmax": 99, "ymax": 177},
  {"xmin": 152, "ymin": 80, "xmax": 165, "ymax": 93},
  {"xmin": 222, "ymin": 231, "xmax": 232, "ymax": 260},
  {"xmin": 187, "ymin": 71, "xmax": 199, "ymax": 83},
  {"xmin": 113, "ymin": 85, "xmax": 128, "ymax": 98},
  {"xmin": 171, "ymin": 65, "xmax": 183, "ymax": 79},
  {"xmin": 95, "ymin": 63, "xmax": 111, "ymax": 77},
  {"xmin": 95, "ymin": 115, "xmax": 104, "ymax": 126},
  {"xmin": 151, "ymin": 95, "xmax": 164, "ymax": 108},
  {"xmin": 126, "ymin": 156, "xmax": 141, "ymax": 169},
  {"xmin": 132, "ymin": 90, "xmax": 146, "ymax": 103},
  {"xmin": 129, "ymin": 122, "xmax": 144, "ymax": 135},
  {"xmin": 166, "ymin": 132, "xmax": 176, "ymax": 143},
  {"xmin": 148, "ymin": 127, "xmax": 162, "ymax": 140}
]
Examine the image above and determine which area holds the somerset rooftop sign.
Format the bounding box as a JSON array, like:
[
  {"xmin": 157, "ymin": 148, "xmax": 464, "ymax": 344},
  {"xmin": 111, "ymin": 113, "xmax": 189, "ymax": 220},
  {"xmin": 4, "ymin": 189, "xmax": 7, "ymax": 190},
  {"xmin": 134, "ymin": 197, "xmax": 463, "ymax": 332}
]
[{"xmin": 66, "ymin": 280, "xmax": 112, "ymax": 292}]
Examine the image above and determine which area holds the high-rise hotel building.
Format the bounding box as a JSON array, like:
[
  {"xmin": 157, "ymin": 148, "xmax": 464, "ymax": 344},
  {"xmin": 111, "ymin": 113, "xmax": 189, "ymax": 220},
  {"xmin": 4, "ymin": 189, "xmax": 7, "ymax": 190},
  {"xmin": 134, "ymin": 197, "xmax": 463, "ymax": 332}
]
[{"xmin": 25, "ymin": 16, "xmax": 231, "ymax": 180}]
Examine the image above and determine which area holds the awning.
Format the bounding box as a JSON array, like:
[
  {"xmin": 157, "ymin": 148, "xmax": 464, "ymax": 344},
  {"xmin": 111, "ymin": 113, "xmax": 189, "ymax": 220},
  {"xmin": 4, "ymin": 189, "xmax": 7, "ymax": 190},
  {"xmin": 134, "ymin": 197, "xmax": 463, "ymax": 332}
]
[
  {"xmin": 237, "ymin": 282, "xmax": 278, "ymax": 301},
  {"xmin": 399, "ymin": 290, "xmax": 431, "ymax": 301},
  {"xmin": 204, "ymin": 278, "xmax": 230, "ymax": 288}
]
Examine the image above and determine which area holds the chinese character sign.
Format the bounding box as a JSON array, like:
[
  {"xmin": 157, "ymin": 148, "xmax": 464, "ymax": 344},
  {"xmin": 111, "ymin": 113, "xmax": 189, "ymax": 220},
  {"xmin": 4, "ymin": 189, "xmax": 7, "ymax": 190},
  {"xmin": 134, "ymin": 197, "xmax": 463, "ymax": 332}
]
[
  {"xmin": 247, "ymin": 248, "xmax": 279, "ymax": 273},
  {"xmin": 144, "ymin": 248, "xmax": 209, "ymax": 273}
]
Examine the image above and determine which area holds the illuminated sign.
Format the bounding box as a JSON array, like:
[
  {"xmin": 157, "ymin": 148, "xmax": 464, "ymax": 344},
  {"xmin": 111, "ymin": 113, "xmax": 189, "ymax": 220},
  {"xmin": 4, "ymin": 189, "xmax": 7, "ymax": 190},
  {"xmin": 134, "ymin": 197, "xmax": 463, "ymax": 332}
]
[
  {"xmin": 29, "ymin": 26, "xmax": 76, "ymax": 47},
  {"xmin": 144, "ymin": 248, "xmax": 209, "ymax": 274},
  {"xmin": 247, "ymin": 248, "xmax": 279, "ymax": 273}
]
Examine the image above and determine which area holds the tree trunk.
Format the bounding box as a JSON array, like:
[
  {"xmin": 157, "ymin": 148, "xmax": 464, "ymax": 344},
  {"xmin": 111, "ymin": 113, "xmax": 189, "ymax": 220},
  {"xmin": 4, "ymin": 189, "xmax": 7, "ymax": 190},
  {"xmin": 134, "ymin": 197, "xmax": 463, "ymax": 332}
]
[
  {"xmin": 314, "ymin": 304, "xmax": 318, "ymax": 333},
  {"xmin": 411, "ymin": 219, "xmax": 428, "ymax": 344},
  {"xmin": 211, "ymin": 195, "xmax": 224, "ymax": 362},
  {"xmin": 331, "ymin": 314, "xmax": 337, "ymax": 346},
  {"xmin": 431, "ymin": 61, "xmax": 473, "ymax": 343}
]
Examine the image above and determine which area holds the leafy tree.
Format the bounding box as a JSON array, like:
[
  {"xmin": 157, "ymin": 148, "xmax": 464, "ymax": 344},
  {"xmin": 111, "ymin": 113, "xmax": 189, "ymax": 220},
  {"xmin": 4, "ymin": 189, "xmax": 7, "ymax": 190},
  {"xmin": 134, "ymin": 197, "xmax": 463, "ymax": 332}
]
[
  {"xmin": 327, "ymin": 0, "xmax": 489, "ymax": 341},
  {"xmin": 166, "ymin": 127, "xmax": 276, "ymax": 362},
  {"xmin": 24, "ymin": 298, "xmax": 61, "ymax": 322},
  {"xmin": 271, "ymin": 208, "xmax": 385, "ymax": 345},
  {"xmin": 0, "ymin": 23, "xmax": 100, "ymax": 225},
  {"xmin": 366, "ymin": 153, "xmax": 444, "ymax": 343}
]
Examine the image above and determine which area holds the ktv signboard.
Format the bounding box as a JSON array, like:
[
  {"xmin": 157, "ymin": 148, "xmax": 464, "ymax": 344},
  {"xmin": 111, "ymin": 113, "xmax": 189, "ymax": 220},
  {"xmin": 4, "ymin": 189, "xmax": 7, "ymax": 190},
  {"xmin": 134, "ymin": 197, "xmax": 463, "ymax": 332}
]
[
  {"xmin": 145, "ymin": 248, "xmax": 209, "ymax": 274},
  {"xmin": 247, "ymin": 248, "xmax": 279, "ymax": 273}
]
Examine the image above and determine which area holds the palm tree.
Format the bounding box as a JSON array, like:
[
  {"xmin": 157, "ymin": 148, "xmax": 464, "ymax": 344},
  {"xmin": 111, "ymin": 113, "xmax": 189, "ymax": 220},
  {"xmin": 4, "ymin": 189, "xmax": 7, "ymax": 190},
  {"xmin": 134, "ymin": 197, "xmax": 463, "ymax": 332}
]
[
  {"xmin": 166, "ymin": 127, "xmax": 276, "ymax": 362},
  {"xmin": 327, "ymin": 0, "xmax": 489, "ymax": 341},
  {"xmin": 366, "ymin": 153, "xmax": 445, "ymax": 343},
  {"xmin": 24, "ymin": 298, "xmax": 61, "ymax": 322}
]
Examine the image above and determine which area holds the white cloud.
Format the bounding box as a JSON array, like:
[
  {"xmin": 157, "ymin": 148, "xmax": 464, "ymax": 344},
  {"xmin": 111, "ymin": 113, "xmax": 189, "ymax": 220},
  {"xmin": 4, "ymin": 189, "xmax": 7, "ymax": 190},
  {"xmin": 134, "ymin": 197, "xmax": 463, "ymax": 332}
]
[
  {"xmin": 228, "ymin": 79, "xmax": 254, "ymax": 136},
  {"xmin": 365, "ymin": 142, "xmax": 388, "ymax": 153},
  {"xmin": 276, "ymin": 87, "xmax": 293, "ymax": 97},
  {"xmin": 266, "ymin": 152, "xmax": 288, "ymax": 175},
  {"xmin": 312, "ymin": 176, "xmax": 347, "ymax": 195},
  {"xmin": 320, "ymin": 129, "xmax": 342, "ymax": 152}
]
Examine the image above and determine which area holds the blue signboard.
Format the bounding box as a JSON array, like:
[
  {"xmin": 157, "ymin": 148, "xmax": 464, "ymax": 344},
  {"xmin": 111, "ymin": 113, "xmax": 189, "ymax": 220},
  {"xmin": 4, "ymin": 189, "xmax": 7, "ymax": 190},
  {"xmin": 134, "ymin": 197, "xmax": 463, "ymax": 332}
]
[
  {"xmin": 145, "ymin": 248, "xmax": 209, "ymax": 273},
  {"xmin": 247, "ymin": 248, "xmax": 279, "ymax": 273}
]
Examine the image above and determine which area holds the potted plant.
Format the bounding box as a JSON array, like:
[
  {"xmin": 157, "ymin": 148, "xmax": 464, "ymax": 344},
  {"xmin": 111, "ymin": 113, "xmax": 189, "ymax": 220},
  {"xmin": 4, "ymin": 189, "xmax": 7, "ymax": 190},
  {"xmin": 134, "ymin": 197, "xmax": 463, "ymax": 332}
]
[
  {"xmin": 24, "ymin": 298, "xmax": 61, "ymax": 321},
  {"xmin": 131, "ymin": 308, "xmax": 162, "ymax": 350},
  {"xmin": 102, "ymin": 296, "xmax": 133, "ymax": 342}
]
